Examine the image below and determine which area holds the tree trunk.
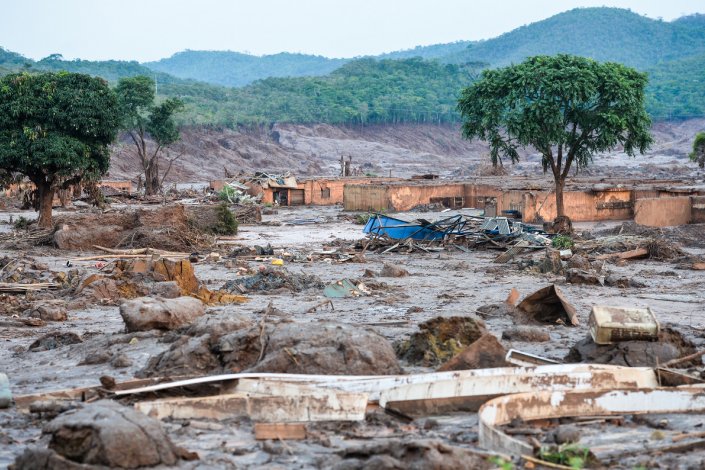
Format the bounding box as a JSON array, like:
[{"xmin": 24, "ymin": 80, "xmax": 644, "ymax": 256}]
[
  {"xmin": 554, "ymin": 176, "xmax": 566, "ymax": 218},
  {"xmin": 36, "ymin": 181, "xmax": 54, "ymax": 229},
  {"xmin": 144, "ymin": 162, "xmax": 157, "ymax": 196}
]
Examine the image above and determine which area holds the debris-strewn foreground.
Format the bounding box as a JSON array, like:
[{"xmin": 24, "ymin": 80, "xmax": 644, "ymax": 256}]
[{"xmin": 1, "ymin": 202, "xmax": 705, "ymax": 469}]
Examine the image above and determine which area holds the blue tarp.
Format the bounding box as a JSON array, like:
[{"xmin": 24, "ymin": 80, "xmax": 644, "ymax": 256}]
[{"xmin": 363, "ymin": 214, "xmax": 447, "ymax": 241}]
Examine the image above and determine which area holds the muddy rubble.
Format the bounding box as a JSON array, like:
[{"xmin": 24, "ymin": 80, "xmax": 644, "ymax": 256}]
[{"xmin": 2, "ymin": 201, "xmax": 705, "ymax": 469}]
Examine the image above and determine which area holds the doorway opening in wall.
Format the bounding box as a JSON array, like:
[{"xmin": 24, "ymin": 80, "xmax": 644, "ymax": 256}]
[
  {"xmin": 430, "ymin": 196, "xmax": 465, "ymax": 209},
  {"xmin": 321, "ymin": 187, "xmax": 331, "ymax": 199},
  {"xmin": 273, "ymin": 189, "xmax": 288, "ymax": 206}
]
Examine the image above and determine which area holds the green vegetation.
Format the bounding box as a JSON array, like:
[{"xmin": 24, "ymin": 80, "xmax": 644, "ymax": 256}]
[
  {"xmin": 690, "ymin": 131, "xmax": 705, "ymax": 168},
  {"xmin": 116, "ymin": 76, "xmax": 184, "ymax": 195},
  {"xmin": 459, "ymin": 55, "xmax": 652, "ymax": 218},
  {"xmin": 0, "ymin": 72, "xmax": 120, "ymax": 227},
  {"xmin": 539, "ymin": 443, "xmax": 591, "ymax": 469},
  {"xmin": 552, "ymin": 235, "xmax": 575, "ymax": 250},
  {"xmin": 212, "ymin": 203, "xmax": 238, "ymax": 235}
]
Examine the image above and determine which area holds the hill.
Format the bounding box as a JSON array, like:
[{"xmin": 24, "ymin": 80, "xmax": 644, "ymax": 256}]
[
  {"xmin": 145, "ymin": 50, "xmax": 347, "ymax": 87},
  {"xmin": 139, "ymin": 8, "xmax": 705, "ymax": 87},
  {"xmin": 441, "ymin": 8, "xmax": 705, "ymax": 68}
]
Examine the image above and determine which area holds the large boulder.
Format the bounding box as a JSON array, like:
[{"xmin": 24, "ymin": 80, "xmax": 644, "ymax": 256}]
[
  {"xmin": 140, "ymin": 320, "xmax": 402, "ymax": 377},
  {"xmin": 12, "ymin": 400, "xmax": 193, "ymax": 469},
  {"xmin": 119, "ymin": 296, "xmax": 205, "ymax": 332}
]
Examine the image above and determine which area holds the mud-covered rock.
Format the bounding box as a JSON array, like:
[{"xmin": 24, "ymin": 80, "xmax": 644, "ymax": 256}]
[
  {"xmin": 332, "ymin": 439, "xmax": 491, "ymax": 470},
  {"xmin": 379, "ymin": 263, "xmax": 409, "ymax": 278},
  {"xmin": 140, "ymin": 320, "xmax": 401, "ymax": 377},
  {"xmin": 502, "ymin": 325, "xmax": 551, "ymax": 342},
  {"xmin": 12, "ymin": 400, "xmax": 193, "ymax": 469},
  {"xmin": 437, "ymin": 334, "xmax": 508, "ymax": 371},
  {"xmin": 29, "ymin": 301, "xmax": 68, "ymax": 322},
  {"xmin": 138, "ymin": 335, "xmax": 220, "ymax": 377},
  {"xmin": 396, "ymin": 316, "xmax": 486, "ymax": 366},
  {"xmin": 119, "ymin": 296, "xmax": 205, "ymax": 332},
  {"xmin": 29, "ymin": 332, "xmax": 83, "ymax": 352},
  {"xmin": 566, "ymin": 328, "xmax": 697, "ymax": 367}
]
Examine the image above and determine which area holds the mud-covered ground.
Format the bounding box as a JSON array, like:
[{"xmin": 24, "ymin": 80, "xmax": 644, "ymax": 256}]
[{"xmin": 1, "ymin": 205, "xmax": 705, "ymax": 468}]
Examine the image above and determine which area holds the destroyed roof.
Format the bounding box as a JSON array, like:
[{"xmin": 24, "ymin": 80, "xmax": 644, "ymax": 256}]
[{"xmin": 250, "ymin": 172, "xmax": 299, "ymax": 189}]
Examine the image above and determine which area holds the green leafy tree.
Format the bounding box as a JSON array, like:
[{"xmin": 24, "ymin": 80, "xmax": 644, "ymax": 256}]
[
  {"xmin": 0, "ymin": 72, "xmax": 119, "ymax": 228},
  {"xmin": 690, "ymin": 132, "xmax": 705, "ymax": 168},
  {"xmin": 458, "ymin": 54, "xmax": 653, "ymax": 219},
  {"xmin": 115, "ymin": 76, "xmax": 183, "ymax": 195}
]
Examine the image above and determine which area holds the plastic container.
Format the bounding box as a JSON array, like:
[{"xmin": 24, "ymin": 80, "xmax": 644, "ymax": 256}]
[{"xmin": 589, "ymin": 306, "xmax": 659, "ymax": 345}]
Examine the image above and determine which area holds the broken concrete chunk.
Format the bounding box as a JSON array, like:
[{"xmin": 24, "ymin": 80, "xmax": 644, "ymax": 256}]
[
  {"xmin": 437, "ymin": 333, "xmax": 508, "ymax": 371},
  {"xmin": 502, "ymin": 326, "xmax": 551, "ymax": 342},
  {"xmin": 119, "ymin": 296, "xmax": 205, "ymax": 332},
  {"xmin": 12, "ymin": 400, "xmax": 193, "ymax": 469},
  {"xmin": 396, "ymin": 316, "xmax": 486, "ymax": 366},
  {"xmin": 149, "ymin": 281, "xmax": 181, "ymax": 299},
  {"xmin": 379, "ymin": 263, "xmax": 409, "ymax": 278}
]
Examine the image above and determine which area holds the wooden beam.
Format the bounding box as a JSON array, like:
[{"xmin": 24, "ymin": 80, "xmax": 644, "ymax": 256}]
[{"xmin": 254, "ymin": 423, "xmax": 306, "ymax": 440}]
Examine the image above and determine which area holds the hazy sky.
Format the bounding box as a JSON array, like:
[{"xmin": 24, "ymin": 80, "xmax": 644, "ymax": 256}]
[{"xmin": 1, "ymin": 0, "xmax": 703, "ymax": 62}]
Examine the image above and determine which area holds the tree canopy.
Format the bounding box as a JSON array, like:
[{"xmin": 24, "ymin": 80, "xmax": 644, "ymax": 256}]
[
  {"xmin": 690, "ymin": 131, "xmax": 705, "ymax": 168},
  {"xmin": 115, "ymin": 75, "xmax": 183, "ymax": 195},
  {"xmin": 0, "ymin": 71, "xmax": 120, "ymax": 227},
  {"xmin": 458, "ymin": 54, "xmax": 653, "ymax": 218}
]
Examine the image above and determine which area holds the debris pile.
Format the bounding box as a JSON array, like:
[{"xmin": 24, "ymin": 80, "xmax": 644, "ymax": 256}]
[{"xmin": 223, "ymin": 266, "xmax": 323, "ymax": 294}]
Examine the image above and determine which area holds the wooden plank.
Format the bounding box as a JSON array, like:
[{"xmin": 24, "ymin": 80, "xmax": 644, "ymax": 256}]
[
  {"xmin": 494, "ymin": 240, "xmax": 530, "ymax": 263},
  {"xmin": 254, "ymin": 423, "xmax": 306, "ymax": 440},
  {"xmin": 692, "ymin": 263, "xmax": 705, "ymax": 271},
  {"xmin": 595, "ymin": 247, "xmax": 648, "ymax": 260}
]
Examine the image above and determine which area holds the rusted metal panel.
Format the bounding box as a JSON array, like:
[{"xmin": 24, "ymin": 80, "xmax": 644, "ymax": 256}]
[
  {"xmin": 478, "ymin": 388, "xmax": 705, "ymax": 456},
  {"xmin": 379, "ymin": 365, "xmax": 657, "ymax": 417}
]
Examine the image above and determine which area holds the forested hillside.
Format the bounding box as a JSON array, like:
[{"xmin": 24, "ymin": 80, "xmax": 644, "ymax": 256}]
[
  {"xmin": 2, "ymin": 7, "xmax": 704, "ymax": 126},
  {"xmin": 146, "ymin": 51, "xmax": 346, "ymax": 87},
  {"xmin": 440, "ymin": 8, "xmax": 705, "ymax": 68}
]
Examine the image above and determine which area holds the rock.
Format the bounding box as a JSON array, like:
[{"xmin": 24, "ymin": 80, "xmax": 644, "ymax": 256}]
[
  {"xmin": 184, "ymin": 314, "xmax": 252, "ymax": 339},
  {"xmin": 223, "ymin": 266, "xmax": 323, "ymax": 293},
  {"xmin": 226, "ymin": 322, "xmax": 402, "ymax": 375},
  {"xmin": 79, "ymin": 351, "xmax": 111, "ymax": 365},
  {"xmin": 406, "ymin": 306, "xmax": 424, "ymax": 314},
  {"xmin": 12, "ymin": 400, "xmax": 193, "ymax": 469},
  {"xmin": 29, "ymin": 332, "xmax": 83, "ymax": 352},
  {"xmin": 29, "ymin": 301, "xmax": 68, "ymax": 322},
  {"xmin": 396, "ymin": 316, "xmax": 486, "ymax": 367},
  {"xmin": 437, "ymin": 334, "xmax": 508, "ymax": 371},
  {"xmin": 502, "ymin": 326, "xmax": 551, "ymax": 342},
  {"xmin": 566, "ymin": 269, "xmax": 604, "ymax": 285},
  {"xmin": 119, "ymin": 296, "xmax": 205, "ymax": 332},
  {"xmin": 149, "ymin": 281, "xmax": 181, "ymax": 299},
  {"xmin": 362, "ymin": 269, "xmax": 377, "ymax": 278},
  {"xmin": 379, "ymin": 263, "xmax": 409, "ymax": 278},
  {"xmin": 111, "ymin": 353, "xmax": 132, "ymax": 368},
  {"xmin": 566, "ymin": 328, "xmax": 697, "ymax": 367},
  {"xmin": 566, "ymin": 254, "xmax": 592, "ymax": 271},
  {"xmin": 140, "ymin": 321, "xmax": 401, "ymax": 377},
  {"xmin": 332, "ymin": 439, "xmax": 491, "ymax": 470},
  {"xmin": 553, "ymin": 425, "xmax": 582, "ymax": 444},
  {"xmin": 539, "ymin": 249, "xmax": 564, "ymax": 274},
  {"xmin": 138, "ymin": 335, "xmax": 220, "ymax": 377}
]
